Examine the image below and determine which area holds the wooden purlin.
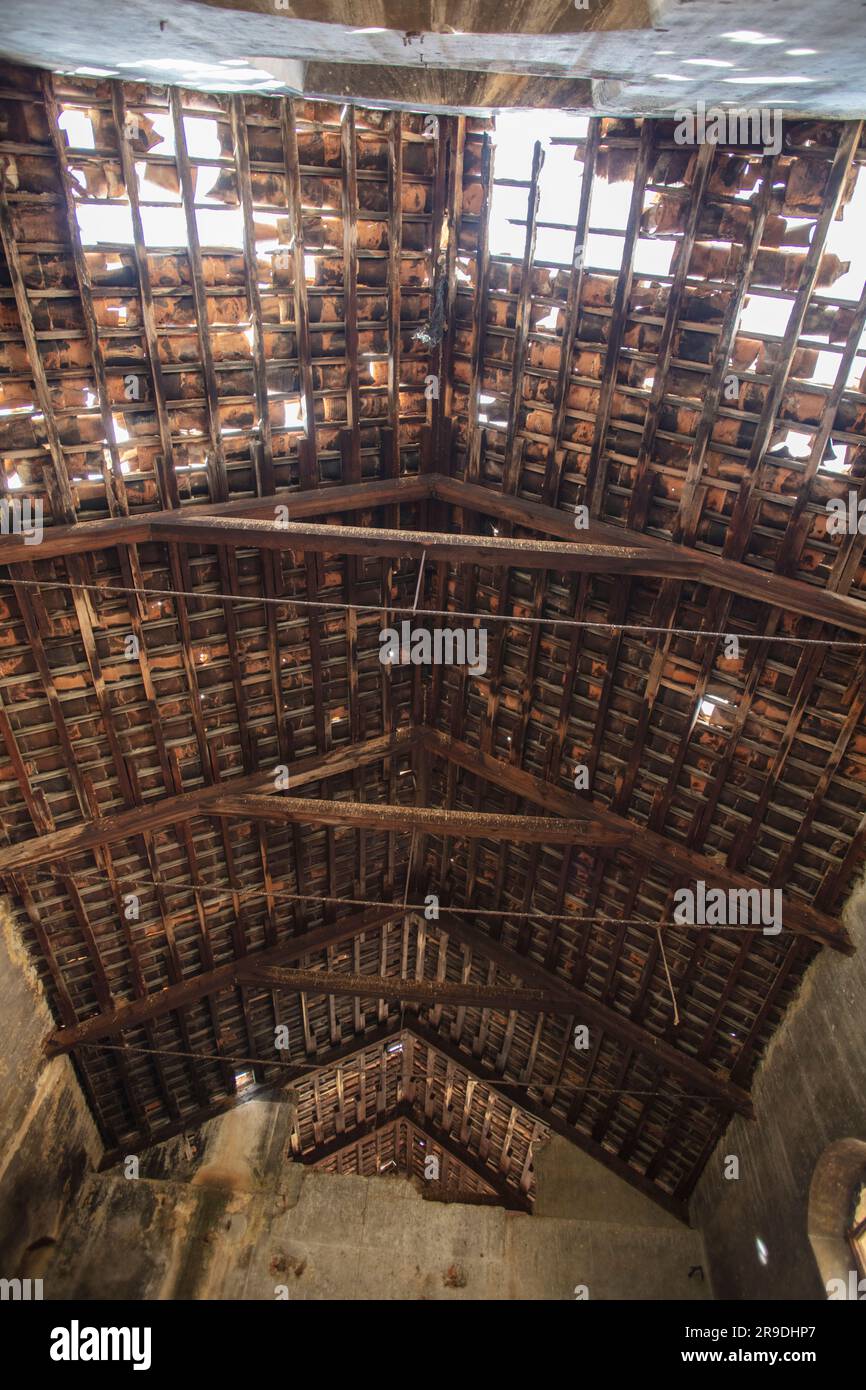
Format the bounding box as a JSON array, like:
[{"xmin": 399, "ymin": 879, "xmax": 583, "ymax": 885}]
[
  {"xmin": 464, "ymin": 130, "xmax": 493, "ymax": 484},
  {"xmin": 585, "ymin": 120, "xmax": 655, "ymax": 519},
  {"xmin": 108, "ymin": 84, "xmax": 179, "ymax": 511},
  {"xmin": 541, "ymin": 115, "xmax": 601, "ymax": 507},
  {"xmin": 673, "ymin": 152, "xmax": 778, "ymax": 547},
  {"xmin": 502, "ymin": 138, "xmax": 544, "ymax": 496},
  {"xmin": 422, "ymin": 729, "xmax": 851, "ymax": 952},
  {"xmin": 280, "ymin": 97, "xmax": 318, "ymax": 475},
  {"xmin": 723, "ymin": 121, "xmax": 863, "ymax": 561}
]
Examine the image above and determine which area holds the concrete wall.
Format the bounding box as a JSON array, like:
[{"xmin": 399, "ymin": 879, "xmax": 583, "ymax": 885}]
[
  {"xmin": 0, "ymin": 898, "xmax": 101, "ymax": 1278},
  {"xmin": 692, "ymin": 882, "xmax": 866, "ymax": 1300},
  {"xmin": 44, "ymin": 1098, "xmax": 708, "ymax": 1301}
]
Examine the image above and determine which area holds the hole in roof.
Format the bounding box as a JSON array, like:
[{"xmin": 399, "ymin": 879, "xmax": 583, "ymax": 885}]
[
  {"xmin": 739, "ymin": 294, "xmax": 793, "ymax": 337},
  {"xmin": 697, "ymin": 695, "xmax": 730, "ymax": 723},
  {"xmin": 634, "ymin": 237, "xmax": 676, "ymax": 277},
  {"xmin": 488, "ymin": 110, "xmax": 588, "ymax": 265},
  {"xmin": 75, "ymin": 202, "xmax": 135, "ymax": 246},
  {"xmin": 772, "ymin": 429, "xmax": 813, "ymax": 460},
  {"xmin": 58, "ymin": 108, "xmax": 95, "ymax": 150},
  {"xmin": 819, "ymin": 441, "xmax": 851, "ymax": 474},
  {"xmin": 585, "ymin": 232, "xmax": 623, "ymax": 273},
  {"xmin": 590, "ymin": 175, "xmax": 633, "ymax": 231},
  {"xmin": 819, "ymin": 165, "xmax": 866, "ymax": 301},
  {"xmin": 136, "ymin": 163, "xmax": 182, "ymax": 206},
  {"xmin": 283, "ymin": 398, "xmax": 305, "ymax": 431},
  {"xmin": 142, "ymin": 205, "xmax": 189, "ymax": 247},
  {"xmin": 195, "ymin": 207, "xmax": 244, "ymax": 250},
  {"xmin": 182, "ymin": 116, "xmax": 221, "ymax": 161},
  {"xmin": 800, "ymin": 349, "xmax": 844, "ymax": 388}
]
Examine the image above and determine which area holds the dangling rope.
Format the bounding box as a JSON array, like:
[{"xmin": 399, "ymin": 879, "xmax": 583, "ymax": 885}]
[{"xmin": 657, "ymin": 927, "xmax": 680, "ymax": 1027}]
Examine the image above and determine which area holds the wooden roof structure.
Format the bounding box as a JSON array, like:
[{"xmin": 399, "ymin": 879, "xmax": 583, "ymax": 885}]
[{"xmin": 1, "ymin": 61, "xmax": 866, "ymax": 1220}]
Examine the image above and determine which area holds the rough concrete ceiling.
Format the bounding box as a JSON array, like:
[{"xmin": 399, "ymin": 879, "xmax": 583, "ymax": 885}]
[{"xmin": 1, "ymin": 0, "xmax": 866, "ymax": 115}]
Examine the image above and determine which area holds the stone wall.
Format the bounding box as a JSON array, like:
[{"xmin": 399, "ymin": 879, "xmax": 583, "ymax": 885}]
[
  {"xmin": 692, "ymin": 881, "xmax": 866, "ymax": 1300},
  {"xmin": 0, "ymin": 898, "xmax": 101, "ymax": 1279},
  {"xmin": 43, "ymin": 1097, "xmax": 708, "ymax": 1301}
]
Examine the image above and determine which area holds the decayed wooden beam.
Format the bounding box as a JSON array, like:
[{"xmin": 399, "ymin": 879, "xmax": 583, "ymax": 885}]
[
  {"xmin": 208, "ymin": 794, "xmax": 632, "ymax": 846},
  {"xmin": 239, "ymin": 962, "xmax": 573, "ymax": 1013},
  {"xmin": 0, "ymin": 477, "xmax": 430, "ymax": 564},
  {"xmin": 433, "ymin": 913, "xmax": 753, "ymax": 1116},
  {"xmin": 170, "ymin": 85, "xmax": 230, "ymax": 506},
  {"xmin": 674, "ymin": 153, "xmax": 777, "ymax": 547},
  {"xmin": 6, "ymin": 477, "xmax": 866, "ymax": 634},
  {"xmin": 44, "ymin": 905, "xmax": 406, "ymax": 1056},
  {"xmin": 41, "ymin": 73, "xmax": 131, "ymax": 525},
  {"xmin": 0, "ymin": 729, "xmax": 419, "ymax": 873},
  {"xmin": 502, "ymin": 139, "xmax": 543, "ymax": 495},
  {"xmin": 421, "ymin": 729, "xmax": 851, "ymax": 953},
  {"xmin": 626, "ymin": 139, "xmax": 715, "ymax": 530},
  {"xmin": 148, "ymin": 512, "xmax": 696, "ymax": 575},
  {"xmin": 431, "ymin": 476, "xmax": 866, "ymax": 635},
  {"xmin": 340, "ymin": 103, "xmax": 362, "ymax": 480},
  {"xmin": 724, "ymin": 121, "xmax": 863, "ymax": 559},
  {"xmin": 281, "ymin": 97, "xmax": 318, "ymax": 470},
  {"xmin": 231, "ymin": 93, "xmax": 276, "ymax": 497}
]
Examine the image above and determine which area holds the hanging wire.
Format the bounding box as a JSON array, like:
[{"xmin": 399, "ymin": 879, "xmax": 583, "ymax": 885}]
[
  {"xmin": 22, "ymin": 865, "xmax": 787, "ymax": 932},
  {"xmin": 84, "ymin": 1039, "xmax": 726, "ymax": 1100},
  {"xmin": 1, "ymin": 572, "xmax": 864, "ymax": 646}
]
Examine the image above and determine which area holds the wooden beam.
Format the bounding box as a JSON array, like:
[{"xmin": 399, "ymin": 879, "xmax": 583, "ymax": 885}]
[
  {"xmin": 44, "ymin": 905, "xmax": 406, "ymax": 1056},
  {"xmin": 210, "ymin": 795, "xmax": 631, "ymax": 846},
  {"xmin": 434, "ymin": 912, "xmax": 753, "ymax": 1116},
  {"xmin": 421, "ymin": 729, "xmax": 851, "ymax": 953},
  {"xmin": 431, "ymin": 476, "xmax": 866, "ymax": 635},
  {"xmin": 0, "ymin": 730, "xmax": 419, "ymax": 873},
  {"xmin": 6, "ymin": 474, "xmax": 866, "ymax": 635},
  {"xmin": 0, "ymin": 478, "xmax": 430, "ymax": 565},
  {"xmin": 239, "ymin": 962, "xmax": 574, "ymax": 1014},
  {"xmin": 147, "ymin": 511, "xmax": 694, "ymax": 574}
]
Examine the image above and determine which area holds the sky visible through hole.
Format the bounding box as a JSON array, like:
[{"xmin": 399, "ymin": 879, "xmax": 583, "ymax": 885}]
[
  {"xmin": 487, "ymin": 110, "xmax": 866, "ymax": 473},
  {"xmin": 50, "ymin": 102, "xmax": 866, "ymax": 472}
]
